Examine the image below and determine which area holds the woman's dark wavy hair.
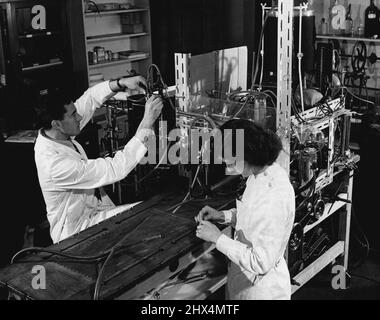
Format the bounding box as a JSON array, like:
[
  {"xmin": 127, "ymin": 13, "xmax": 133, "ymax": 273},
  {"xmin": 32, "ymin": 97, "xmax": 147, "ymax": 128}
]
[
  {"xmin": 220, "ymin": 119, "xmax": 283, "ymax": 167},
  {"xmin": 35, "ymin": 89, "xmax": 73, "ymax": 130}
]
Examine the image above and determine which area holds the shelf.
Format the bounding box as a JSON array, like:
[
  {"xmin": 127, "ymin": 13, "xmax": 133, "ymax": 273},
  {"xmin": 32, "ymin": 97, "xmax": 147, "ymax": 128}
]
[
  {"xmin": 22, "ymin": 61, "xmax": 64, "ymax": 72},
  {"xmin": 304, "ymin": 193, "xmax": 348, "ymax": 234},
  {"xmin": 291, "ymin": 241, "xmax": 344, "ymax": 294},
  {"xmin": 85, "ymin": 8, "xmax": 148, "ymax": 17},
  {"xmin": 18, "ymin": 31, "xmax": 62, "ymax": 39},
  {"xmin": 86, "ymin": 32, "xmax": 148, "ymax": 43},
  {"xmin": 88, "ymin": 55, "xmax": 149, "ymax": 69},
  {"xmin": 316, "ymin": 34, "xmax": 380, "ymax": 43}
]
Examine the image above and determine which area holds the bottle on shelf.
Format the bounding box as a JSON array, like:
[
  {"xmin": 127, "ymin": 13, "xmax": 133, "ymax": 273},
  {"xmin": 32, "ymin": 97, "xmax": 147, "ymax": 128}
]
[
  {"xmin": 357, "ymin": 23, "xmax": 365, "ymax": 37},
  {"xmin": 345, "ymin": 3, "xmax": 354, "ymax": 36},
  {"xmin": 364, "ymin": 0, "xmax": 380, "ymax": 38},
  {"xmin": 320, "ymin": 17, "xmax": 328, "ymax": 35}
]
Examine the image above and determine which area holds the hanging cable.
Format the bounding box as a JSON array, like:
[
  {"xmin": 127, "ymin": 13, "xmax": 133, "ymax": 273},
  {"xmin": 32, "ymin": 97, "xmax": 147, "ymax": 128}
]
[
  {"xmin": 93, "ymin": 215, "xmax": 152, "ymax": 300},
  {"xmin": 343, "ymin": 86, "xmax": 374, "ymax": 106},
  {"xmin": 251, "ymin": 12, "xmax": 270, "ymax": 90}
]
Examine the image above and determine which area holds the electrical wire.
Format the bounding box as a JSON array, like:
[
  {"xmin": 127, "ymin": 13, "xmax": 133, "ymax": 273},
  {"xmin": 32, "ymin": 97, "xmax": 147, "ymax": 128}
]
[
  {"xmin": 86, "ymin": 1, "xmax": 100, "ymax": 15},
  {"xmin": 146, "ymin": 64, "xmax": 176, "ymax": 111},
  {"xmin": 230, "ymin": 90, "xmax": 276, "ymax": 119},
  {"xmin": 93, "ymin": 215, "xmax": 152, "ymax": 300},
  {"xmin": 325, "ymin": 180, "xmax": 345, "ymax": 219},
  {"xmin": 12, "ymin": 216, "xmax": 154, "ymax": 300},
  {"xmin": 251, "ymin": 13, "xmax": 269, "ymax": 90},
  {"xmin": 343, "ymin": 86, "xmax": 374, "ymax": 106},
  {"xmin": 296, "ymin": 174, "xmax": 316, "ymax": 212},
  {"xmin": 189, "ymin": 114, "xmax": 217, "ymax": 131},
  {"xmin": 291, "ymin": 95, "xmax": 307, "ymax": 124},
  {"xmin": 228, "ymin": 91, "xmax": 255, "ymax": 119},
  {"xmin": 170, "ymin": 164, "xmax": 203, "ymax": 213},
  {"xmin": 165, "ymin": 197, "xmax": 211, "ymax": 213},
  {"xmin": 258, "ymin": 5, "xmax": 266, "ymax": 90},
  {"xmin": 263, "ymin": 89, "xmax": 277, "ymax": 101},
  {"xmin": 120, "ymin": 63, "xmax": 177, "ymax": 187},
  {"xmin": 11, "ymin": 247, "xmax": 109, "ymax": 264},
  {"xmin": 123, "ymin": 144, "xmax": 171, "ymax": 187},
  {"xmin": 93, "ymin": 247, "xmax": 116, "ymax": 300}
]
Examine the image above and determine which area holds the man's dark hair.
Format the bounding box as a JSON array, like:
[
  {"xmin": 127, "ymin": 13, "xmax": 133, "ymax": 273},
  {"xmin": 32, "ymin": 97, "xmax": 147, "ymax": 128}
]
[
  {"xmin": 220, "ymin": 119, "xmax": 283, "ymax": 167},
  {"xmin": 35, "ymin": 89, "xmax": 73, "ymax": 130}
]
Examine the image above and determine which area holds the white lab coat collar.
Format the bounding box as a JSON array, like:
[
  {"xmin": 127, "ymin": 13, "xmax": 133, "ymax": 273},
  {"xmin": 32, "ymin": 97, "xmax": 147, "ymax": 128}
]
[{"xmin": 38, "ymin": 129, "xmax": 87, "ymax": 160}]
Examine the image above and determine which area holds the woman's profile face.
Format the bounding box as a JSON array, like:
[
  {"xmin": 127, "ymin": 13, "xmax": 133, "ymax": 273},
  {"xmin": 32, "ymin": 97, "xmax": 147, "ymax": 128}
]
[
  {"xmin": 224, "ymin": 159, "xmax": 240, "ymax": 175},
  {"xmin": 222, "ymin": 131, "xmax": 247, "ymax": 176},
  {"xmin": 223, "ymin": 159, "xmax": 251, "ymax": 177}
]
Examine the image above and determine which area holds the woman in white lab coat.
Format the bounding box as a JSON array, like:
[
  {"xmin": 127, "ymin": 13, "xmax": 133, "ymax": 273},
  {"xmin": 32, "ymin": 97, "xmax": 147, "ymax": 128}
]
[{"xmin": 195, "ymin": 119, "xmax": 295, "ymax": 300}]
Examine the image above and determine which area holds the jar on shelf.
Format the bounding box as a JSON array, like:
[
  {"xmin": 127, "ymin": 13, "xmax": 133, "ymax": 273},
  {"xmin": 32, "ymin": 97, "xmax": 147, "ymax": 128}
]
[
  {"xmin": 94, "ymin": 46, "xmax": 105, "ymax": 62},
  {"xmin": 88, "ymin": 51, "xmax": 97, "ymax": 65}
]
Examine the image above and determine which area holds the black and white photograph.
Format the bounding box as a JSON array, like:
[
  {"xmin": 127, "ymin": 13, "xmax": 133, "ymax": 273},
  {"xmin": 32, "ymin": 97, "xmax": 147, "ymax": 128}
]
[{"xmin": 0, "ymin": 0, "xmax": 379, "ymax": 305}]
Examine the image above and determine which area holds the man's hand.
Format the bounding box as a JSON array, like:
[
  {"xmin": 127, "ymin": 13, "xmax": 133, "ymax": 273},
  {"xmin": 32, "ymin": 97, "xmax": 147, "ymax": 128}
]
[
  {"xmin": 196, "ymin": 220, "xmax": 222, "ymax": 244},
  {"xmin": 118, "ymin": 76, "xmax": 147, "ymax": 91},
  {"xmin": 141, "ymin": 95, "xmax": 163, "ymax": 128},
  {"xmin": 134, "ymin": 95, "xmax": 163, "ymax": 145},
  {"xmin": 194, "ymin": 205, "xmax": 225, "ymax": 224}
]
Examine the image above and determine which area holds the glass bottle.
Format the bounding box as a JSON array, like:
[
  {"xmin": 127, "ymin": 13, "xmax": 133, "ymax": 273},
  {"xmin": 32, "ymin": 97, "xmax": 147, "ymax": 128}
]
[
  {"xmin": 254, "ymin": 95, "xmax": 267, "ymax": 127},
  {"xmin": 357, "ymin": 23, "xmax": 365, "ymax": 36},
  {"xmin": 345, "ymin": 3, "xmax": 353, "ymax": 36},
  {"xmin": 364, "ymin": 0, "xmax": 380, "ymax": 38},
  {"xmin": 320, "ymin": 18, "xmax": 328, "ymax": 35}
]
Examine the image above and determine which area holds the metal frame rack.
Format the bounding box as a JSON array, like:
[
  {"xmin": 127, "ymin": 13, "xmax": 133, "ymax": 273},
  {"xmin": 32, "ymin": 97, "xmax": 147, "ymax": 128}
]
[{"xmin": 164, "ymin": 0, "xmax": 358, "ymax": 299}]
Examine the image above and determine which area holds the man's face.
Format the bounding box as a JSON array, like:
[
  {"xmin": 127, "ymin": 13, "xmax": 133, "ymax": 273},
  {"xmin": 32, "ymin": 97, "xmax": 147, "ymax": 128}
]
[{"xmin": 57, "ymin": 102, "xmax": 82, "ymax": 137}]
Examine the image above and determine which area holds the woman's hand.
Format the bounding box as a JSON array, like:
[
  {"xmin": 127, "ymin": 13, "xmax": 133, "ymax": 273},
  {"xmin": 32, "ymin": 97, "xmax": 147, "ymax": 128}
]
[
  {"xmin": 196, "ymin": 220, "xmax": 222, "ymax": 244},
  {"xmin": 194, "ymin": 205, "xmax": 225, "ymax": 224}
]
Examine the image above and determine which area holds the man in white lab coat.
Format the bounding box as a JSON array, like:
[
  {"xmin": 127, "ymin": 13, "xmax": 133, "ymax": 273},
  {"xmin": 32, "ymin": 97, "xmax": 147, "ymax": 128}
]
[
  {"xmin": 195, "ymin": 119, "xmax": 295, "ymax": 300},
  {"xmin": 34, "ymin": 76, "xmax": 163, "ymax": 243}
]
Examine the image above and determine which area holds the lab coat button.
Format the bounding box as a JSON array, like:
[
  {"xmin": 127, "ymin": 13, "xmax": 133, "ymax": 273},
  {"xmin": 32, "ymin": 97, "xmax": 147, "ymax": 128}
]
[
  {"xmin": 264, "ymin": 172, "xmax": 268, "ymax": 176},
  {"xmin": 268, "ymin": 182, "xmax": 272, "ymax": 188}
]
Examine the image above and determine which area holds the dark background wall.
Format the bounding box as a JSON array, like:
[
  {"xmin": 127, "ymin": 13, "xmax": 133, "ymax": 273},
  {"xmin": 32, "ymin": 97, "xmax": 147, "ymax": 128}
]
[{"xmin": 150, "ymin": 0, "xmax": 259, "ymax": 86}]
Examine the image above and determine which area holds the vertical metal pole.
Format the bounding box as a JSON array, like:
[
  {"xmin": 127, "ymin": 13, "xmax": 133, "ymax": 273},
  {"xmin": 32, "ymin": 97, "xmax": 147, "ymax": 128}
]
[
  {"xmin": 276, "ymin": 0, "xmax": 293, "ymax": 173},
  {"xmin": 344, "ymin": 172, "xmax": 354, "ymax": 271},
  {"xmin": 0, "ymin": 5, "xmax": 7, "ymax": 87},
  {"xmin": 327, "ymin": 118, "xmax": 335, "ymax": 182},
  {"xmin": 258, "ymin": 4, "xmax": 266, "ymax": 90},
  {"xmin": 175, "ymin": 53, "xmax": 191, "ymax": 112},
  {"xmin": 338, "ymin": 172, "xmax": 354, "ymax": 273},
  {"xmin": 297, "ymin": 5, "xmax": 305, "ymax": 113},
  {"xmin": 175, "ymin": 52, "xmax": 192, "ymax": 179}
]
